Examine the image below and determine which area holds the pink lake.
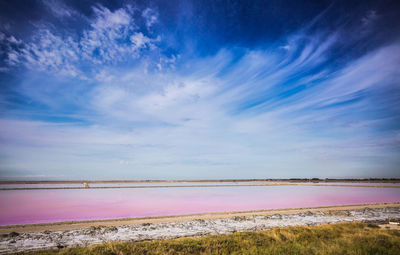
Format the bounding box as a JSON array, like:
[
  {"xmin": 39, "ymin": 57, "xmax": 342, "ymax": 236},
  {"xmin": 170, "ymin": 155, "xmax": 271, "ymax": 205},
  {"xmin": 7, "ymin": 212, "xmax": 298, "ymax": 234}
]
[{"xmin": 1, "ymin": 185, "xmax": 400, "ymax": 225}]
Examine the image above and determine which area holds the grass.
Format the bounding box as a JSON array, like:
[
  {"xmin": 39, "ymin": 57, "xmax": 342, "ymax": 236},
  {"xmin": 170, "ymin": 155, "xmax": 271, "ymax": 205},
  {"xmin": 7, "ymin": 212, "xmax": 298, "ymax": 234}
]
[{"xmin": 13, "ymin": 222, "xmax": 400, "ymax": 255}]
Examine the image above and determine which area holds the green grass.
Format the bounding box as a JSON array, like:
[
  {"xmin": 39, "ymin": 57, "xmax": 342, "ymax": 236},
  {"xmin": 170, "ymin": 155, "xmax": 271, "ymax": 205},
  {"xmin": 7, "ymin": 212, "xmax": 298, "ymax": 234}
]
[{"xmin": 13, "ymin": 222, "xmax": 400, "ymax": 255}]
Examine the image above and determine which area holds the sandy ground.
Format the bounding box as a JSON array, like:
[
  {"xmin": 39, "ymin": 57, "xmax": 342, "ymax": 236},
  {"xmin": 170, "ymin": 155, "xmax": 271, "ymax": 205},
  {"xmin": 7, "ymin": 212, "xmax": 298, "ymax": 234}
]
[{"xmin": 0, "ymin": 203, "xmax": 399, "ymax": 254}]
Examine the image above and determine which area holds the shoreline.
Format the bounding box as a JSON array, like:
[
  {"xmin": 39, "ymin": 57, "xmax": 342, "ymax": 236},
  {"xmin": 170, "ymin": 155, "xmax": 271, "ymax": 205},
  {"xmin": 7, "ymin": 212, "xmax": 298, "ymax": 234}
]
[
  {"xmin": 2, "ymin": 182, "xmax": 400, "ymax": 191},
  {"xmin": 2, "ymin": 179, "xmax": 400, "ymax": 184},
  {"xmin": 1, "ymin": 202, "xmax": 399, "ymax": 234}
]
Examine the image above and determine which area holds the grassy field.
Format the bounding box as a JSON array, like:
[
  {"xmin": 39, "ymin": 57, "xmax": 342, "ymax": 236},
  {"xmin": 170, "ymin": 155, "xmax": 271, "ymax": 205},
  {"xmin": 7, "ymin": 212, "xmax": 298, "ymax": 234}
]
[{"xmin": 13, "ymin": 222, "xmax": 400, "ymax": 255}]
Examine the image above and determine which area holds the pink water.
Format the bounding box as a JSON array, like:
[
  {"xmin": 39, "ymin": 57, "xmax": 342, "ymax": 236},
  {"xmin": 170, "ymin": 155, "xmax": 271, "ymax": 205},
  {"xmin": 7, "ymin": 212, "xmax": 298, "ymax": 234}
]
[
  {"xmin": 1, "ymin": 182, "xmax": 399, "ymax": 189},
  {"xmin": 1, "ymin": 186, "xmax": 399, "ymax": 225}
]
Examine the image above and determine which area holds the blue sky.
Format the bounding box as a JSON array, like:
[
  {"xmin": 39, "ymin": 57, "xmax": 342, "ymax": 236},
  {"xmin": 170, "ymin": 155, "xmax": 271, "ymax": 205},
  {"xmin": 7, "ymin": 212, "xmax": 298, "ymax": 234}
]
[{"xmin": 0, "ymin": 0, "xmax": 399, "ymax": 180}]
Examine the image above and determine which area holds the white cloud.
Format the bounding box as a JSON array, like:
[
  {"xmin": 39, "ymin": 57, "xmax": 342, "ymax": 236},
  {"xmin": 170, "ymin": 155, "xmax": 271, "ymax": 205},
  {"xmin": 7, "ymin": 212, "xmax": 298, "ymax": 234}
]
[
  {"xmin": 130, "ymin": 32, "xmax": 151, "ymax": 48},
  {"xmin": 11, "ymin": 29, "xmax": 83, "ymax": 77},
  {"xmin": 7, "ymin": 51, "xmax": 20, "ymax": 65},
  {"xmin": 1, "ymin": 8, "xmax": 399, "ymax": 179},
  {"xmin": 42, "ymin": 0, "xmax": 80, "ymax": 18},
  {"xmin": 142, "ymin": 8, "xmax": 158, "ymax": 30},
  {"xmin": 4, "ymin": 5, "xmax": 160, "ymax": 79},
  {"xmin": 92, "ymin": 5, "xmax": 131, "ymax": 27},
  {"xmin": 7, "ymin": 36, "xmax": 22, "ymax": 44},
  {"xmin": 80, "ymin": 5, "xmax": 158, "ymax": 65},
  {"xmin": 279, "ymin": 45, "xmax": 290, "ymax": 50}
]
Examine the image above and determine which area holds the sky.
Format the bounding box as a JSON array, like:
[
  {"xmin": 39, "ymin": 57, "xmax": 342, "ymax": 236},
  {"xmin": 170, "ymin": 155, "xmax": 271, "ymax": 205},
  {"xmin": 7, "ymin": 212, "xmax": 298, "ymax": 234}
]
[{"xmin": 0, "ymin": 0, "xmax": 399, "ymax": 180}]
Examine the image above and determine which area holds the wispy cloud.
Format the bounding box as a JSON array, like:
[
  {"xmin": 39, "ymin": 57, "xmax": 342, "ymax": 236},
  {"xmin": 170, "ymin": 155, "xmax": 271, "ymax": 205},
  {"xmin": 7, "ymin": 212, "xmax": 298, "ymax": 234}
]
[
  {"xmin": 362, "ymin": 10, "xmax": 378, "ymax": 26},
  {"xmin": 41, "ymin": 0, "xmax": 80, "ymax": 18},
  {"xmin": 3, "ymin": 5, "xmax": 161, "ymax": 79},
  {"xmin": 0, "ymin": 2, "xmax": 399, "ymax": 179},
  {"xmin": 142, "ymin": 8, "xmax": 159, "ymax": 30}
]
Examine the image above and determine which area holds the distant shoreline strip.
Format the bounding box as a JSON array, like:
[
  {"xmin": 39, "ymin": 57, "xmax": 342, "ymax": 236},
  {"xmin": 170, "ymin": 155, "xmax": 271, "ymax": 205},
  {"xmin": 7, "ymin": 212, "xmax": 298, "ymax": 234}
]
[{"xmin": 1, "ymin": 183, "xmax": 400, "ymax": 190}]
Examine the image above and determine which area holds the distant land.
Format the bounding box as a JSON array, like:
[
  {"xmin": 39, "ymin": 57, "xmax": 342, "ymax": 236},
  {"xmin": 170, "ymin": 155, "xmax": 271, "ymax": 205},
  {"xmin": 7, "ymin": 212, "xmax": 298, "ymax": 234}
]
[{"xmin": 1, "ymin": 178, "xmax": 400, "ymax": 184}]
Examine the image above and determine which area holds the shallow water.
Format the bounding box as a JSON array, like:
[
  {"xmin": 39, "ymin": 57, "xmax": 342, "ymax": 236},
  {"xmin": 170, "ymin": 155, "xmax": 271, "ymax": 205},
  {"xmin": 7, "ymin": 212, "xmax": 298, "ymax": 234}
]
[
  {"xmin": 289, "ymin": 182, "xmax": 400, "ymax": 186},
  {"xmin": 1, "ymin": 181, "xmax": 399, "ymax": 189},
  {"xmin": 1, "ymin": 185, "xmax": 400, "ymax": 225},
  {"xmin": 0, "ymin": 182, "xmax": 275, "ymax": 189}
]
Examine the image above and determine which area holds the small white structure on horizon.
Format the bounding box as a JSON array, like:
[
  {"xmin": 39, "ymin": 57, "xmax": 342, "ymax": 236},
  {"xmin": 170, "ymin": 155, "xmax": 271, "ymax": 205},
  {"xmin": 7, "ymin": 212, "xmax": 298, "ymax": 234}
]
[{"xmin": 83, "ymin": 182, "xmax": 90, "ymax": 188}]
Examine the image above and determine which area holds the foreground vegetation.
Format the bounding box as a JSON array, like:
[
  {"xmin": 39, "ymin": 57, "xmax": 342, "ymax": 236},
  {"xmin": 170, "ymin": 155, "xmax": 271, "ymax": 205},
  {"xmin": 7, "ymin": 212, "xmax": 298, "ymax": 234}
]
[{"xmin": 14, "ymin": 222, "xmax": 400, "ymax": 255}]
